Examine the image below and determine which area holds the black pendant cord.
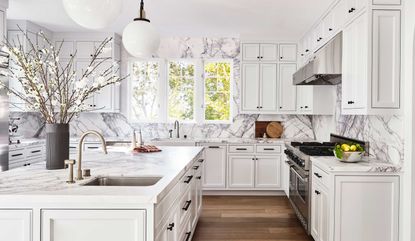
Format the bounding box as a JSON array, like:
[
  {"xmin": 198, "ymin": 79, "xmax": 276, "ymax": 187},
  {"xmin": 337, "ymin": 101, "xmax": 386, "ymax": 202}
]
[{"xmin": 134, "ymin": 0, "xmax": 150, "ymax": 22}]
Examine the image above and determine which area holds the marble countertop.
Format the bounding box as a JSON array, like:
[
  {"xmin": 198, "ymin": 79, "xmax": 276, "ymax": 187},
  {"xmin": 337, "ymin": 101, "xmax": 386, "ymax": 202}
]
[
  {"xmin": 9, "ymin": 138, "xmax": 46, "ymax": 150},
  {"xmin": 0, "ymin": 146, "xmax": 204, "ymax": 205},
  {"xmin": 311, "ymin": 156, "xmax": 402, "ymax": 173}
]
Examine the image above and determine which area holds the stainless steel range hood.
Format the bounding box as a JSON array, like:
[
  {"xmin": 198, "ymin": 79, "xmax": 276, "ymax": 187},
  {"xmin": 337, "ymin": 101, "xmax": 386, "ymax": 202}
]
[{"xmin": 293, "ymin": 32, "xmax": 342, "ymax": 85}]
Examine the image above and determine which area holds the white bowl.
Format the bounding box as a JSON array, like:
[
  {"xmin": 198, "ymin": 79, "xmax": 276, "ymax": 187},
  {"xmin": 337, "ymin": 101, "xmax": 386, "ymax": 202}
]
[{"xmin": 334, "ymin": 151, "xmax": 365, "ymax": 163}]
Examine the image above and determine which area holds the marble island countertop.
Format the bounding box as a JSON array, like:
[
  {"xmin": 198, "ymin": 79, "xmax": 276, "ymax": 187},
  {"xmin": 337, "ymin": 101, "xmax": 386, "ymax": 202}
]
[
  {"xmin": 0, "ymin": 146, "xmax": 204, "ymax": 205},
  {"xmin": 311, "ymin": 156, "xmax": 402, "ymax": 173}
]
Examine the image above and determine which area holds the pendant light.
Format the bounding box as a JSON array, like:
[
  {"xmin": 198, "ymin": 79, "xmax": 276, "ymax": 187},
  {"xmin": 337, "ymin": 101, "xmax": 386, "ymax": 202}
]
[
  {"xmin": 62, "ymin": 0, "xmax": 122, "ymax": 30},
  {"xmin": 122, "ymin": 0, "xmax": 160, "ymax": 58}
]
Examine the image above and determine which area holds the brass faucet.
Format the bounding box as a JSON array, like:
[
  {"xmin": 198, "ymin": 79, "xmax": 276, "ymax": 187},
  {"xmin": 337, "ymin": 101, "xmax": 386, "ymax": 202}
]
[{"xmin": 76, "ymin": 130, "xmax": 108, "ymax": 180}]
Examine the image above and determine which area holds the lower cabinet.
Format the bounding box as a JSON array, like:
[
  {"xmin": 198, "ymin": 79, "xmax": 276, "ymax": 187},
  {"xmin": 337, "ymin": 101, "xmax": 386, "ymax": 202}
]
[
  {"xmin": 311, "ymin": 183, "xmax": 329, "ymax": 241},
  {"xmin": 228, "ymin": 156, "xmax": 255, "ymax": 188},
  {"xmin": 255, "ymin": 156, "xmax": 281, "ymax": 188},
  {"xmin": 0, "ymin": 210, "xmax": 32, "ymax": 241},
  {"xmin": 42, "ymin": 210, "xmax": 146, "ymax": 241},
  {"xmin": 201, "ymin": 145, "xmax": 227, "ymax": 189}
]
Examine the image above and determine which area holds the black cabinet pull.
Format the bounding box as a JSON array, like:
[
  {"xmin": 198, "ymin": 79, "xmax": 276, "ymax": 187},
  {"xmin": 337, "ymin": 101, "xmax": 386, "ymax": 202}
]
[
  {"xmin": 264, "ymin": 148, "xmax": 275, "ymax": 151},
  {"xmin": 300, "ymin": 106, "xmax": 304, "ymax": 109},
  {"xmin": 185, "ymin": 232, "xmax": 192, "ymax": 241},
  {"xmin": 184, "ymin": 175, "xmax": 193, "ymax": 184},
  {"xmin": 198, "ymin": 159, "xmax": 204, "ymax": 163},
  {"xmin": 87, "ymin": 146, "xmax": 99, "ymax": 149},
  {"xmin": 315, "ymin": 190, "xmax": 321, "ymax": 195},
  {"xmin": 236, "ymin": 148, "xmax": 247, "ymax": 151},
  {"xmin": 31, "ymin": 150, "xmax": 41, "ymax": 153},
  {"xmin": 304, "ymin": 106, "xmax": 309, "ymax": 109},
  {"xmin": 280, "ymin": 56, "xmax": 283, "ymax": 59},
  {"xmin": 347, "ymin": 101, "xmax": 355, "ymax": 104},
  {"xmin": 260, "ymin": 56, "xmax": 263, "ymax": 59},
  {"xmin": 329, "ymin": 28, "xmax": 333, "ymax": 31},
  {"xmin": 182, "ymin": 200, "xmax": 192, "ymax": 211},
  {"xmin": 193, "ymin": 166, "xmax": 199, "ymax": 170},
  {"xmin": 257, "ymin": 56, "xmax": 260, "ymax": 59},
  {"xmin": 196, "ymin": 176, "xmax": 202, "ymax": 180},
  {"xmin": 208, "ymin": 146, "xmax": 220, "ymax": 149},
  {"xmin": 11, "ymin": 153, "xmax": 23, "ymax": 157},
  {"xmin": 305, "ymin": 49, "xmax": 309, "ymax": 52},
  {"xmin": 167, "ymin": 223, "xmax": 175, "ymax": 231},
  {"xmin": 314, "ymin": 172, "xmax": 322, "ymax": 178}
]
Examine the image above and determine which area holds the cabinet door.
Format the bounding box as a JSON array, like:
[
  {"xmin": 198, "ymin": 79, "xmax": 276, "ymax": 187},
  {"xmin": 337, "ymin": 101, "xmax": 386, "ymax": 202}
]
[
  {"xmin": 202, "ymin": 145, "xmax": 227, "ymax": 189},
  {"xmin": 0, "ymin": 210, "xmax": 32, "ymax": 241},
  {"xmin": 314, "ymin": 22, "xmax": 325, "ymax": 48},
  {"xmin": 76, "ymin": 41, "xmax": 95, "ymax": 59},
  {"xmin": 341, "ymin": 20, "xmax": 355, "ymax": 109},
  {"xmin": 242, "ymin": 44, "xmax": 260, "ymax": 61},
  {"xmin": 311, "ymin": 185, "xmax": 321, "ymax": 240},
  {"xmin": 255, "ymin": 155, "xmax": 281, "ymax": 188},
  {"xmin": 95, "ymin": 40, "xmax": 113, "ymax": 59},
  {"xmin": 42, "ymin": 210, "xmax": 146, "ymax": 241},
  {"xmin": 260, "ymin": 44, "xmax": 278, "ymax": 61},
  {"xmin": 311, "ymin": 185, "xmax": 329, "ymax": 241},
  {"xmin": 8, "ymin": 31, "xmax": 26, "ymax": 110},
  {"xmin": 372, "ymin": 0, "xmax": 401, "ymax": 5},
  {"xmin": 334, "ymin": 176, "xmax": 399, "ymax": 241},
  {"xmin": 75, "ymin": 61, "xmax": 95, "ymax": 108},
  {"xmin": 242, "ymin": 63, "xmax": 260, "ymax": 111},
  {"xmin": 371, "ymin": 10, "xmax": 401, "ymax": 109},
  {"xmin": 260, "ymin": 64, "xmax": 278, "ymax": 112},
  {"xmin": 322, "ymin": 11, "xmax": 335, "ymax": 39},
  {"xmin": 93, "ymin": 61, "xmax": 114, "ymax": 111},
  {"xmin": 278, "ymin": 63, "xmax": 297, "ymax": 111},
  {"xmin": 297, "ymin": 86, "xmax": 313, "ymax": 113},
  {"xmin": 279, "ymin": 44, "xmax": 297, "ymax": 62},
  {"xmin": 228, "ymin": 156, "xmax": 255, "ymax": 188},
  {"xmin": 56, "ymin": 41, "xmax": 74, "ymax": 59},
  {"xmin": 332, "ymin": 0, "xmax": 348, "ymax": 31}
]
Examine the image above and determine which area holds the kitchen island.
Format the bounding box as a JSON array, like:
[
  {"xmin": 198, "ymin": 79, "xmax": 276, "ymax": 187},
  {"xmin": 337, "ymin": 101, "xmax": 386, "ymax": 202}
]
[{"xmin": 0, "ymin": 146, "xmax": 204, "ymax": 241}]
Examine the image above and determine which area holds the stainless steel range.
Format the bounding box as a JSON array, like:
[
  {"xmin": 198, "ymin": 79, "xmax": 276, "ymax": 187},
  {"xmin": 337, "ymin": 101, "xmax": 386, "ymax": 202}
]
[{"xmin": 284, "ymin": 134, "xmax": 368, "ymax": 234}]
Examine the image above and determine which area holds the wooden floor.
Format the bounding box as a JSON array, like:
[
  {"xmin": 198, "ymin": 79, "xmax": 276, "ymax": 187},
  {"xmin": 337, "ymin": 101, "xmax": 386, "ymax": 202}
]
[{"xmin": 192, "ymin": 196, "xmax": 314, "ymax": 241}]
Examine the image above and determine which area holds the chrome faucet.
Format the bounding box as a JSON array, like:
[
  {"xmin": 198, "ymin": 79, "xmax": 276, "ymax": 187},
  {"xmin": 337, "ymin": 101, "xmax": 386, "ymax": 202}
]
[
  {"xmin": 174, "ymin": 120, "xmax": 180, "ymax": 138},
  {"xmin": 76, "ymin": 130, "xmax": 108, "ymax": 180}
]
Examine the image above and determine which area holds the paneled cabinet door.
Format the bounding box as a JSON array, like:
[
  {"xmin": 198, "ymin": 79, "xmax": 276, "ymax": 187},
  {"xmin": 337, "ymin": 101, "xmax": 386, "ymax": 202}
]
[
  {"xmin": 93, "ymin": 61, "xmax": 114, "ymax": 111},
  {"xmin": 242, "ymin": 63, "xmax": 260, "ymax": 111},
  {"xmin": 75, "ymin": 61, "xmax": 95, "ymax": 108},
  {"xmin": 76, "ymin": 41, "xmax": 95, "ymax": 59},
  {"xmin": 371, "ymin": 10, "xmax": 401, "ymax": 109},
  {"xmin": 278, "ymin": 63, "xmax": 297, "ymax": 111},
  {"xmin": 202, "ymin": 145, "xmax": 227, "ymax": 189},
  {"xmin": 260, "ymin": 64, "xmax": 278, "ymax": 112},
  {"xmin": 242, "ymin": 44, "xmax": 260, "ymax": 61},
  {"xmin": 228, "ymin": 156, "xmax": 255, "ymax": 188},
  {"xmin": 260, "ymin": 44, "xmax": 278, "ymax": 61},
  {"xmin": 279, "ymin": 44, "xmax": 297, "ymax": 62},
  {"xmin": 0, "ymin": 210, "xmax": 32, "ymax": 241},
  {"xmin": 332, "ymin": 0, "xmax": 348, "ymax": 31},
  {"xmin": 297, "ymin": 86, "xmax": 313, "ymax": 113},
  {"xmin": 56, "ymin": 41, "xmax": 74, "ymax": 59},
  {"xmin": 311, "ymin": 184, "xmax": 329, "ymax": 241},
  {"xmin": 42, "ymin": 210, "xmax": 146, "ymax": 241},
  {"xmin": 255, "ymin": 155, "xmax": 281, "ymax": 188}
]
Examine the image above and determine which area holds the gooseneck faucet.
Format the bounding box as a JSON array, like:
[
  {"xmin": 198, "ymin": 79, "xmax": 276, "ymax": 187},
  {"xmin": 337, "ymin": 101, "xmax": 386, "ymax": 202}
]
[
  {"xmin": 76, "ymin": 130, "xmax": 108, "ymax": 180},
  {"xmin": 174, "ymin": 120, "xmax": 180, "ymax": 138}
]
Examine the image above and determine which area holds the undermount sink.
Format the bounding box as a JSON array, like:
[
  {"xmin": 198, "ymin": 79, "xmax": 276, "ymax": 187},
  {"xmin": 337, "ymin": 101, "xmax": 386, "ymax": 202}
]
[{"xmin": 82, "ymin": 176, "xmax": 162, "ymax": 186}]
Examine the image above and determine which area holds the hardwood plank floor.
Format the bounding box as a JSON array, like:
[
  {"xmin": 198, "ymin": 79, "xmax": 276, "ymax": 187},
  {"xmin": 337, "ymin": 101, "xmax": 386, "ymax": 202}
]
[{"xmin": 192, "ymin": 196, "xmax": 314, "ymax": 241}]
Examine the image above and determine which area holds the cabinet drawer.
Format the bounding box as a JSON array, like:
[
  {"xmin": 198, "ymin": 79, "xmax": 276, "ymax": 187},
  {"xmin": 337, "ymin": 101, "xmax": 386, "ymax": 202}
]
[
  {"xmin": 256, "ymin": 145, "xmax": 281, "ymax": 154},
  {"xmin": 180, "ymin": 168, "xmax": 195, "ymax": 193},
  {"xmin": 312, "ymin": 165, "xmax": 329, "ymax": 188},
  {"xmin": 9, "ymin": 159, "xmax": 27, "ymax": 169},
  {"xmin": 228, "ymin": 145, "xmax": 254, "ymax": 153},
  {"xmin": 26, "ymin": 145, "xmax": 45, "ymax": 158},
  {"xmin": 9, "ymin": 150, "xmax": 25, "ymax": 161},
  {"xmin": 179, "ymin": 188, "xmax": 192, "ymax": 227},
  {"xmin": 155, "ymin": 181, "xmax": 180, "ymax": 229}
]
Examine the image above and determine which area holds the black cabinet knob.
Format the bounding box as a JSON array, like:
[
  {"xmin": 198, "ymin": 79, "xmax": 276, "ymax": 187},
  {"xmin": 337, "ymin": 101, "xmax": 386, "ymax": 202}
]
[
  {"xmin": 280, "ymin": 57, "xmax": 283, "ymax": 59},
  {"xmin": 167, "ymin": 223, "xmax": 175, "ymax": 231},
  {"xmin": 329, "ymin": 28, "xmax": 333, "ymax": 31},
  {"xmin": 314, "ymin": 172, "xmax": 322, "ymax": 178},
  {"xmin": 305, "ymin": 106, "xmax": 309, "ymax": 109},
  {"xmin": 305, "ymin": 49, "xmax": 309, "ymax": 52},
  {"xmin": 182, "ymin": 200, "xmax": 192, "ymax": 211},
  {"xmin": 257, "ymin": 56, "xmax": 260, "ymax": 59},
  {"xmin": 260, "ymin": 56, "xmax": 263, "ymax": 59},
  {"xmin": 315, "ymin": 190, "xmax": 321, "ymax": 195},
  {"xmin": 347, "ymin": 101, "xmax": 355, "ymax": 104}
]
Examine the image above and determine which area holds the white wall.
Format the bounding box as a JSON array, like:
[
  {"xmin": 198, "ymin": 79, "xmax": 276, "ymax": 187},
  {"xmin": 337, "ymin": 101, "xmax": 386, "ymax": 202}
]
[{"xmin": 403, "ymin": 0, "xmax": 415, "ymax": 239}]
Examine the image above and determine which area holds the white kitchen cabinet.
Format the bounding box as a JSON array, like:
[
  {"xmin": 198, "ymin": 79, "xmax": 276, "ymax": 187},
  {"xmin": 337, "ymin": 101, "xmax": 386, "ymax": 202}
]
[
  {"xmin": 297, "ymin": 86, "xmax": 313, "ymax": 113},
  {"xmin": 334, "ymin": 176, "xmax": 399, "ymax": 241},
  {"xmin": 241, "ymin": 63, "xmax": 278, "ymax": 113},
  {"xmin": 155, "ymin": 206, "xmax": 179, "ymax": 241},
  {"xmin": 311, "ymin": 183, "xmax": 329, "ymax": 241},
  {"xmin": 76, "ymin": 41, "xmax": 95, "ymax": 59},
  {"xmin": 278, "ymin": 63, "xmax": 297, "ymax": 112},
  {"xmin": 56, "ymin": 40, "xmax": 75, "ymax": 59},
  {"xmin": 242, "ymin": 43, "xmax": 278, "ymax": 61},
  {"xmin": 332, "ymin": 0, "xmax": 348, "ymax": 32},
  {"xmin": 297, "ymin": 85, "xmax": 335, "ymax": 115},
  {"xmin": 373, "ymin": 0, "xmax": 401, "ymax": 5},
  {"xmin": 346, "ymin": 0, "xmax": 367, "ymax": 21},
  {"xmin": 202, "ymin": 145, "xmax": 227, "ymax": 189},
  {"xmin": 313, "ymin": 22, "xmax": 325, "ymax": 50},
  {"xmin": 228, "ymin": 156, "xmax": 255, "ymax": 188},
  {"xmin": 255, "ymin": 155, "xmax": 281, "ymax": 188},
  {"xmin": 42, "ymin": 209, "xmax": 146, "ymax": 241},
  {"xmin": 279, "ymin": 44, "xmax": 297, "ymax": 62},
  {"xmin": 0, "ymin": 210, "xmax": 32, "ymax": 241}
]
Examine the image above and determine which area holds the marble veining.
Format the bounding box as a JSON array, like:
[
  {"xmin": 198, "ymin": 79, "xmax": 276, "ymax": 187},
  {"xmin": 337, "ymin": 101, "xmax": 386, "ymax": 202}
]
[
  {"xmin": 311, "ymin": 156, "xmax": 402, "ymax": 173},
  {"xmin": 10, "ymin": 37, "xmax": 404, "ymax": 166}
]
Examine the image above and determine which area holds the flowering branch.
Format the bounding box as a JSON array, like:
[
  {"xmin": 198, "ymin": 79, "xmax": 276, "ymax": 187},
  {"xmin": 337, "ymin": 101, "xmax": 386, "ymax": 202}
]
[{"xmin": 0, "ymin": 27, "xmax": 128, "ymax": 124}]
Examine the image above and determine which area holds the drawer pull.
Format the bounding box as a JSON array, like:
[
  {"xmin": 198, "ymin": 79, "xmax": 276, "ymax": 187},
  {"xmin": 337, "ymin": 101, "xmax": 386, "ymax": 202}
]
[
  {"xmin": 11, "ymin": 153, "xmax": 23, "ymax": 157},
  {"xmin": 236, "ymin": 148, "xmax": 247, "ymax": 151},
  {"xmin": 87, "ymin": 146, "xmax": 100, "ymax": 149},
  {"xmin": 193, "ymin": 166, "xmax": 199, "ymax": 170},
  {"xmin": 198, "ymin": 159, "xmax": 204, "ymax": 163},
  {"xmin": 184, "ymin": 175, "xmax": 194, "ymax": 184},
  {"xmin": 31, "ymin": 150, "xmax": 41, "ymax": 153},
  {"xmin": 208, "ymin": 146, "xmax": 220, "ymax": 149},
  {"xmin": 314, "ymin": 172, "xmax": 322, "ymax": 178},
  {"xmin": 196, "ymin": 176, "xmax": 202, "ymax": 180},
  {"xmin": 315, "ymin": 190, "xmax": 321, "ymax": 195},
  {"xmin": 263, "ymin": 148, "xmax": 275, "ymax": 151},
  {"xmin": 167, "ymin": 223, "xmax": 175, "ymax": 231},
  {"xmin": 185, "ymin": 232, "xmax": 192, "ymax": 241},
  {"xmin": 182, "ymin": 200, "xmax": 192, "ymax": 211}
]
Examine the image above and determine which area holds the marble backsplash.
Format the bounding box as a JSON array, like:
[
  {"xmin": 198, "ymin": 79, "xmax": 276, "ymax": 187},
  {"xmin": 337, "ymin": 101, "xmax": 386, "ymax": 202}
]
[{"xmin": 9, "ymin": 37, "xmax": 404, "ymax": 166}]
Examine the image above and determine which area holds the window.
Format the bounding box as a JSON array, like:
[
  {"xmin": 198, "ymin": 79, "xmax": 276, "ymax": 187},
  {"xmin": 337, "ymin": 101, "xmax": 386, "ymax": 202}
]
[
  {"xmin": 168, "ymin": 61, "xmax": 195, "ymax": 121},
  {"xmin": 204, "ymin": 61, "xmax": 232, "ymax": 121},
  {"xmin": 130, "ymin": 61, "xmax": 160, "ymax": 122}
]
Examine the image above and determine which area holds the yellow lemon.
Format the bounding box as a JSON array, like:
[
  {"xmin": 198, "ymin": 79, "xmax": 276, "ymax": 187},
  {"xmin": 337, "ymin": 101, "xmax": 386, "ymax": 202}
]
[{"xmin": 350, "ymin": 145, "xmax": 357, "ymax": 151}]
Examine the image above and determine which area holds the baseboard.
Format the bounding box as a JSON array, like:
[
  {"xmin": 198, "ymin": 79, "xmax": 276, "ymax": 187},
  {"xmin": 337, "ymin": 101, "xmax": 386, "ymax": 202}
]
[{"xmin": 202, "ymin": 190, "xmax": 287, "ymax": 196}]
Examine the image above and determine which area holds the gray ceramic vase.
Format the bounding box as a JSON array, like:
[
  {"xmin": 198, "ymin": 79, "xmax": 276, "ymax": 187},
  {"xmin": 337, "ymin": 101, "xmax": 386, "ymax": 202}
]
[{"xmin": 45, "ymin": 123, "xmax": 69, "ymax": 170}]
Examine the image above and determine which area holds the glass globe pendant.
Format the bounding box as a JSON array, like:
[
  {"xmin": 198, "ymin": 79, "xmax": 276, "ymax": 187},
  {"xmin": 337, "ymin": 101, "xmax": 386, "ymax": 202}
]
[
  {"xmin": 122, "ymin": 0, "xmax": 160, "ymax": 58},
  {"xmin": 62, "ymin": 0, "xmax": 122, "ymax": 30}
]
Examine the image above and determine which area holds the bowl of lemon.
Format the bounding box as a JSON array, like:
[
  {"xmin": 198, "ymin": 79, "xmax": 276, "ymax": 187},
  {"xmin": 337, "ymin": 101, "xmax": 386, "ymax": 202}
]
[{"xmin": 333, "ymin": 143, "xmax": 365, "ymax": 163}]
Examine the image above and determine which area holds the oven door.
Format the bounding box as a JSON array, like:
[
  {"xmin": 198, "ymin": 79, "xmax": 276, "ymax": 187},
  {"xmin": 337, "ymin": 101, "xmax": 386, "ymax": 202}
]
[{"xmin": 289, "ymin": 165, "xmax": 309, "ymax": 228}]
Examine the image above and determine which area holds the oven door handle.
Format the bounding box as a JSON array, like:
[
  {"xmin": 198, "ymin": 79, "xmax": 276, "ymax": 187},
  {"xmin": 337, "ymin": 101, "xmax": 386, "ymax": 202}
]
[{"xmin": 291, "ymin": 166, "xmax": 308, "ymax": 182}]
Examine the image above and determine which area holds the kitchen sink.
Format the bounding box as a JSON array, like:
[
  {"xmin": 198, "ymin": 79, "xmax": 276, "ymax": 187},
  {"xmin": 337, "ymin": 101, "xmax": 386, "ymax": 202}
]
[{"xmin": 82, "ymin": 176, "xmax": 162, "ymax": 186}]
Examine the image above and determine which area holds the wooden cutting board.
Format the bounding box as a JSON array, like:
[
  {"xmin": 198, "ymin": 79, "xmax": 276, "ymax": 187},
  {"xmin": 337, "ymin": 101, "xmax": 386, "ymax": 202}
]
[{"xmin": 266, "ymin": 122, "xmax": 283, "ymax": 138}]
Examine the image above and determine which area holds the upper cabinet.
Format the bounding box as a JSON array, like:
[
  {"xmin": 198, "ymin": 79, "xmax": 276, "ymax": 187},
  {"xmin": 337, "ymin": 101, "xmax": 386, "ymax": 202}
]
[
  {"xmin": 279, "ymin": 44, "xmax": 297, "ymax": 62},
  {"xmin": 242, "ymin": 43, "xmax": 278, "ymax": 62},
  {"xmin": 298, "ymin": 0, "xmax": 402, "ymax": 115}
]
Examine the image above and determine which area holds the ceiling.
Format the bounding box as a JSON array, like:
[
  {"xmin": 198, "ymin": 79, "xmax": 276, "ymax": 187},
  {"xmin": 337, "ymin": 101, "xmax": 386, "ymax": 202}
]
[{"xmin": 8, "ymin": 0, "xmax": 333, "ymax": 41}]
